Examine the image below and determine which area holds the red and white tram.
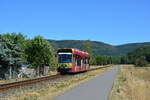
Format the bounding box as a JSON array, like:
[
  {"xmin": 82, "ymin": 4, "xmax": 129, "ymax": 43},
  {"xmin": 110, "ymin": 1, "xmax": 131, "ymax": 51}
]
[{"xmin": 57, "ymin": 48, "xmax": 90, "ymax": 74}]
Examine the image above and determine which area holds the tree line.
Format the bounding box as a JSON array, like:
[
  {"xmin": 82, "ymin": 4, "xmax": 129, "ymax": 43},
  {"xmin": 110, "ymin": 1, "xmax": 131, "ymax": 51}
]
[
  {"xmin": 90, "ymin": 56, "xmax": 121, "ymax": 65},
  {"xmin": 0, "ymin": 33, "xmax": 56, "ymax": 79},
  {"xmin": 88, "ymin": 48, "xmax": 150, "ymax": 67},
  {"xmin": 83, "ymin": 40, "xmax": 123, "ymax": 65},
  {"xmin": 83, "ymin": 40, "xmax": 150, "ymax": 67},
  {"xmin": 127, "ymin": 46, "xmax": 150, "ymax": 67},
  {"xmin": 0, "ymin": 33, "xmax": 149, "ymax": 79}
]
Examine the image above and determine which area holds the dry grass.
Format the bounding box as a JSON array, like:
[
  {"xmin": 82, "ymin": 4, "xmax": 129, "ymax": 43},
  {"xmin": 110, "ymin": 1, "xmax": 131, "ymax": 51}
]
[
  {"xmin": 90, "ymin": 64, "xmax": 113, "ymax": 68},
  {"xmin": 1, "ymin": 66, "xmax": 113, "ymax": 100},
  {"xmin": 110, "ymin": 65, "xmax": 150, "ymax": 100},
  {"xmin": 0, "ymin": 71, "xmax": 58, "ymax": 84},
  {"xmin": 0, "ymin": 78, "xmax": 28, "ymax": 84}
]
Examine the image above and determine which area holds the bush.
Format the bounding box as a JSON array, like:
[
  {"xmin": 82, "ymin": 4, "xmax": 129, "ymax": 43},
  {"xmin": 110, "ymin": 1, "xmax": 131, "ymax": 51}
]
[{"xmin": 134, "ymin": 56, "xmax": 148, "ymax": 67}]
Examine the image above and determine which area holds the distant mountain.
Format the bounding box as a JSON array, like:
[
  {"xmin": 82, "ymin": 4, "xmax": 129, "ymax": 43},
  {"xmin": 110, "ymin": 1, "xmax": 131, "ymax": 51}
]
[
  {"xmin": 48, "ymin": 40, "xmax": 150, "ymax": 56},
  {"xmin": 117, "ymin": 42, "xmax": 150, "ymax": 56}
]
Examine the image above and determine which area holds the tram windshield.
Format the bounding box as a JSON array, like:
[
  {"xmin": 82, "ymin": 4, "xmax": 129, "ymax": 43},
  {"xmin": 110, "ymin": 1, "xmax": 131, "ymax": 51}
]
[{"xmin": 58, "ymin": 53, "xmax": 72, "ymax": 63}]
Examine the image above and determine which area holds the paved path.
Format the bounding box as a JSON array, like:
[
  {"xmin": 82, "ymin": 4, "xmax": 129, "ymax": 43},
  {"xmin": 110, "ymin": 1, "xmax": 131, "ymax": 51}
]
[{"xmin": 53, "ymin": 65, "xmax": 119, "ymax": 100}]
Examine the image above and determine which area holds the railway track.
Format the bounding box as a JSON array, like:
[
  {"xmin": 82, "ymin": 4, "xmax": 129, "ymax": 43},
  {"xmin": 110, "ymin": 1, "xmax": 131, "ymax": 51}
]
[
  {"xmin": 0, "ymin": 66, "xmax": 110, "ymax": 92},
  {"xmin": 0, "ymin": 74, "xmax": 63, "ymax": 92}
]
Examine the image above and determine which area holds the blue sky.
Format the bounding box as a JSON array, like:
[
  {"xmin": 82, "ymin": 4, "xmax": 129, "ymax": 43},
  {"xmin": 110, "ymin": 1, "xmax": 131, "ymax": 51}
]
[{"xmin": 0, "ymin": 0, "xmax": 150, "ymax": 45}]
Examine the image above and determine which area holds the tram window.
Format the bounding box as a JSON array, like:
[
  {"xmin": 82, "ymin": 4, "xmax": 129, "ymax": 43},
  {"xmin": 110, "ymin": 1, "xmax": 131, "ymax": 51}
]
[
  {"xmin": 86, "ymin": 58, "xmax": 89, "ymax": 64},
  {"xmin": 76, "ymin": 55, "xmax": 81, "ymax": 66},
  {"xmin": 84, "ymin": 59, "xmax": 86, "ymax": 64},
  {"xmin": 82, "ymin": 59, "xmax": 85, "ymax": 65},
  {"xmin": 58, "ymin": 54, "xmax": 72, "ymax": 63}
]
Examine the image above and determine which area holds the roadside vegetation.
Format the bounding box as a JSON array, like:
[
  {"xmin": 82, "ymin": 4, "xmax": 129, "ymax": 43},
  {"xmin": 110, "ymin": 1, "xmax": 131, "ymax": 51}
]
[
  {"xmin": 4, "ymin": 66, "xmax": 113, "ymax": 100},
  {"xmin": 110, "ymin": 65, "xmax": 150, "ymax": 100},
  {"xmin": 0, "ymin": 33, "xmax": 57, "ymax": 80},
  {"xmin": 0, "ymin": 33, "xmax": 121, "ymax": 80},
  {"xmin": 127, "ymin": 46, "xmax": 150, "ymax": 66},
  {"xmin": 1, "ymin": 33, "xmax": 150, "ymax": 100}
]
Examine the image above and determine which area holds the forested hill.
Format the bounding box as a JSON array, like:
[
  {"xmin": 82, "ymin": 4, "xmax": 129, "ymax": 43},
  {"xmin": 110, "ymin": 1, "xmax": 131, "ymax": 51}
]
[{"xmin": 48, "ymin": 40, "xmax": 150, "ymax": 56}]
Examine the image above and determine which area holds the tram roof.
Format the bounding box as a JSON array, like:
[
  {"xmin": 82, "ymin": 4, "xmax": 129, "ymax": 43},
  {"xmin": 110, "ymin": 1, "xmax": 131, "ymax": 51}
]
[{"xmin": 57, "ymin": 48, "xmax": 90, "ymax": 58}]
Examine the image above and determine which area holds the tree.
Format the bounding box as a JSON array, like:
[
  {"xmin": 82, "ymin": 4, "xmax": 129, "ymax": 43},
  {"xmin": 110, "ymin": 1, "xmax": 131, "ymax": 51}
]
[
  {"xmin": 1, "ymin": 33, "xmax": 27, "ymax": 63},
  {"xmin": 25, "ymin": 36, "xmax": 53, "ymax": 76},
  {"xmin": 120, "ymin": 56, "xmax": 129, "ymax": 64},
  {"xmin": 92, "ymin": 56, "xmax": 109, "ymax": 65},
  {"xmin": 107, "ymin": 56, "xmax": 112, "ymax": 64},
  {"xmin": 135, "ymin": 56, "xmax": 148, "ymax": 67},
  {"xmin": 90, "ymin": 56, "xmax": 97, "ymax": 65},
  {"xmin": 83, "ymin": 40, "xmax": 93, "ymax": 65},
  {"xmin": 0, "ymin": 37, "xmax": 22, "ymax": 79},
  {"xmin": 83, "ymin": 40, "xmax": 92, "ymax": 55},
  {"xmin": 127, "ymin": 46, "xmax": 150, "ymax": 66},
  {"xmin": 112, "ymin": 56, "xmax": 121, "ymax": 64},
  {"xmin": 1, "ymin": 32, "xmax": 26, "ymax": 47}
]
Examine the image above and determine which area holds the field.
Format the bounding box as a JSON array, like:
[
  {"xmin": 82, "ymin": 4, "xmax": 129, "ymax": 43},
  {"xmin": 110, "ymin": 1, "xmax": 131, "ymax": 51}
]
[{"xmin": 110, "ymin": 65, "xmax": 150, "ymax": 100}]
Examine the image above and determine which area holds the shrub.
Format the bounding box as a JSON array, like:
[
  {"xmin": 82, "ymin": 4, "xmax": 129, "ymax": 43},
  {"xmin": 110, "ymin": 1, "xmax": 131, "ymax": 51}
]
[{"xmin": 134, "ymin": 56, "xmax": 148, "ymax": 67}]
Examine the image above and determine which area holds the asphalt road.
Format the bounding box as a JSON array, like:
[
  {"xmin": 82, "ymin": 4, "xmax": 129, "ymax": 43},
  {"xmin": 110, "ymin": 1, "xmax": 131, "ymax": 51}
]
[{"xmin": 53, "ymin": 65, "xmax": 119, "ymax": 100}]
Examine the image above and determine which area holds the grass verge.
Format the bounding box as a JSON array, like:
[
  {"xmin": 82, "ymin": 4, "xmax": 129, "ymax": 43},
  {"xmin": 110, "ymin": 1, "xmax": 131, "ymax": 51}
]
[
  {"xmin": 110, "ymin": 65, "xmax": 150, "ymax": 100},
  {"xmin": 0, "ymin": 71, "xmax": 58, "ymax": 84},
  {"xmin": 2, "ymin": 66, "xmax": 113, "ymax": 100}
]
